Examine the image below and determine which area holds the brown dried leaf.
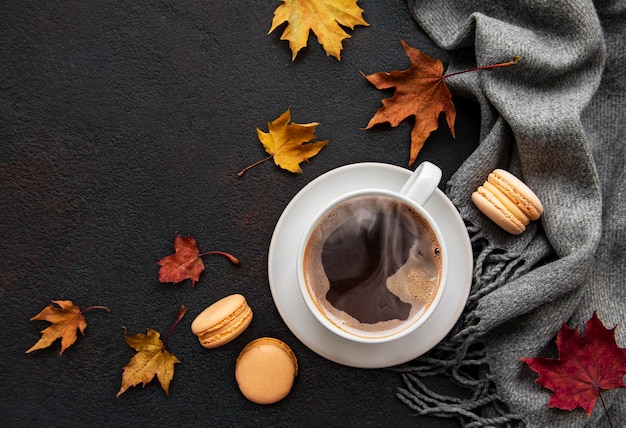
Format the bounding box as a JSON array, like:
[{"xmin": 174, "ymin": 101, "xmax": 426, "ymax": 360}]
[{"xmin": 362, "ymin": 40, "xmax": 456, "ymax": 166}]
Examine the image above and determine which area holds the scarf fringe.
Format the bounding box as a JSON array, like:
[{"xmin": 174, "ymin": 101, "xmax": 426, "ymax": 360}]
[{"xmin": 393, "ymin": 222, "xmax": 527, "ymax": 427}]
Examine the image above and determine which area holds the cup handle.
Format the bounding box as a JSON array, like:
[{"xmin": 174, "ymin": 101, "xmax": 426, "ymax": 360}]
[{"xmin": 399, "ymin": 161, "xmax": 442, "ymax": 206}]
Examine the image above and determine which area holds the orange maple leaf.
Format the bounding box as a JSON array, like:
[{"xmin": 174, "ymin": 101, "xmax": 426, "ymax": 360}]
[
  {"xmin": 269, "ymin": 0, "xmax": 369, "ymax": 60},
  {"xmin": 362, "ymin": 40, "xmax": 456, "ymax": 166},
  {"xmin": 26, "ymin": 300, "xmax": 109, "ymax": 355},
  {"xmin": 238, "ymin": 108, "xmax": 328, "ymax": 176},
  {"xmin": 117, "ymin": 305, "xmax": 187, "ymax": 397},
  {"xmin": 157, "ymin": 235, "xmax": 239, "ymax": 286}
]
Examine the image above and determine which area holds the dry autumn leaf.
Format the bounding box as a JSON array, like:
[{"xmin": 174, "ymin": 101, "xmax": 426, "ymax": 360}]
[
  {"xmin": 117, "ymin": 329, "xmax": 179, "ymax": 397},
  {"xmin": 269, "ymin": 0, "xmax": 368, "ymax": 60},
  {"xmin": 117, "ymin": 305, "xmax": 187, "ymax": 397},
  {"xmin": 522, "ymin": 312, "xmax": 626, "ymax": 417},
  {"xmin": 363, "ymin": 40, "xmax": 519, "ymax": 166},
  {"xmin": 238, "ymin": 108, "xmax": 328, "ymax": 176},
  {"xmin": 26, "ymin": 300, "xmax": 109, "ymax": 355},
  {"xmin": 362, "ymin": 40, "xmax": 456, "ymax": 166},
  {"xmin": 158, "ymin": 235, "xmax": 239, "ymax": 286}
]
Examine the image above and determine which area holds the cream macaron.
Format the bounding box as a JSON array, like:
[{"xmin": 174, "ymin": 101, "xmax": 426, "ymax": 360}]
[
  {"xmin": 235, "ymin": 337, "xmax": 298, "ymax": 404},
  {"xmin": 472, "ymin": 169, "xmax": 543, "ymax": 235},
  {"xmin": 191, "ymin": 294, "xmax": 253, "ymax": 349}
]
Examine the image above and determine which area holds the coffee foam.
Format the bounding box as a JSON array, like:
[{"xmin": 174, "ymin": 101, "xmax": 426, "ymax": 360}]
[{"xmin": 302, "ymin": 195, "xmax": 442, "ymax": 339}]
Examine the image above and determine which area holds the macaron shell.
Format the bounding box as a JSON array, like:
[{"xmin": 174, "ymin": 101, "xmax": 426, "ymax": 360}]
[
  {"xmin": 472, "ymin": 187, "xmax": 526, "ymax": 235},
  {"xmin": 490, "ymin": 169, "xmax": 543, "ymax": 220},
  {"xmin": 191, "ymin": 294, "xmax": 246, "ymax": 334},
  {"xmin": 191, "ymin": 294, "xmax": 253, "ymax": 349},
  {"xmin": 235, "ymin": 338, "xmax": 298, "ymax": 405}
]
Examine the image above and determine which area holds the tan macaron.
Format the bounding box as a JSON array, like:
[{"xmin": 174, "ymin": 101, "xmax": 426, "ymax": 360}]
[
  {"xmin": 191, "ymin": 294, "xmax": 253, "ymax": 349},
  {"xmin": 472, "ymin": 169, "xmax": 543, "ymax": 235},
  {"xmin": 235, "ymin": 337, "xmax": 298, "ymax": 404}
]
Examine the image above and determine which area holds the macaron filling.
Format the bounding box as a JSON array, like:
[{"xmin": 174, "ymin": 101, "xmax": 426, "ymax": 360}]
[
  {"xmin": 196, "ymin": 303, "xmax": 252, "ymax": 347},
  {"xmin": 482, "ymin": 181, "xmax": 530, "ymax": 225},
  {"xmin": 489, "ymin": 170, "xmax": 543, "ymax": 220},
  {"xmin": 473, "ymin": 187, "xmax": 526, "ymax": 234}
]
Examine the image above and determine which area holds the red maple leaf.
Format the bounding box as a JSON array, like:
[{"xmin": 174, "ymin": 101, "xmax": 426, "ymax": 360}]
[
  {"xmin": 522, "ymin": 312, "xmax": 626, "ymax": 416},
  {"xmin": 157, "ymin": 235, "xmax": 239, "ymax": 286},
  {"xmin": 158, "ymin": 235, "xmax": 205, "ymax": 286}
]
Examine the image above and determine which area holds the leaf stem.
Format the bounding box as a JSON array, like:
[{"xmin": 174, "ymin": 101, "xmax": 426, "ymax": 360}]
[
  {"xmin": 164, "ymin": 304, "xmax": 187, "ymax": 349},
  {"xmin": 598, "ymin": 391, "xmax": 613, "ymax": 428},
  {"xmin": 80, "ymin": 305, "xmax": 111, "ymax": 315},
  {"xmin": 238, "ymin": 155, "xmax": 273, "ymax": 177},
  {"xmin": 443, "ymin": 56, "xmax": 521, "ymax": 79},
  {"xmin": 198, "ymin": 250, "xmax": 240, "ymax": 265}
]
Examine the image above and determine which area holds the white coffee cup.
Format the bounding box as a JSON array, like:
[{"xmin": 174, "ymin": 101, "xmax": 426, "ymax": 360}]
[{"xmin": 296, "ymin": 162, "xmax": 448, "ymax": 343}]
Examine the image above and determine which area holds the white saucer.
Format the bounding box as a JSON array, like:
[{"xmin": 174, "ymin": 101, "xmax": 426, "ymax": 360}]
[{"xmin": 268, "ymin": 163, "xmax": 472, "ymax": 368}]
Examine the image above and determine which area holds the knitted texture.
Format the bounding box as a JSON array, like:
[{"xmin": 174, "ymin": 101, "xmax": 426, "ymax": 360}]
[{"xmin": 400, "ymin": 0, "xmax": 625, "ymax": 426}]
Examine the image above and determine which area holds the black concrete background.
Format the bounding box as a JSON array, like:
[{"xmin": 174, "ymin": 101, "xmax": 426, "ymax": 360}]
[{"xmin": 1, "ymin": 1, "xmax": 480, "ymax": 426}]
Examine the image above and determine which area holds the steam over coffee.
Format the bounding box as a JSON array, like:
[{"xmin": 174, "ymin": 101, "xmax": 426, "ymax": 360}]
[{"xmin": 302, "ymin": 195, "xmax": 443, "ymax": 338}]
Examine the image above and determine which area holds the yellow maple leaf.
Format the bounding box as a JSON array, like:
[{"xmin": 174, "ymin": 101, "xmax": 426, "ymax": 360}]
[
  {"xmin": 116, "ymin": 328, "xmax": 181, "ymax": 397},
  {"xmin": 269, "ymin": 0, "xmax": 369, "ymax": 60},
  {"xmin": 117, "ymin": 305, "xmax": 186, "ymax": 397},
  {"xmin": 26, "ymin": 300, "xmax": 109, "ymax": 355},
  {"xmin": 238, "ymin": 108, "xmax": 328, "ymax": 176}
]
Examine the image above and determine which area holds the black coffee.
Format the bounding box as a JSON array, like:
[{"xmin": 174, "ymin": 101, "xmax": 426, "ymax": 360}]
[{"xmin": 302, "ymin": 195, "xmax": 442, "ymax": 338}]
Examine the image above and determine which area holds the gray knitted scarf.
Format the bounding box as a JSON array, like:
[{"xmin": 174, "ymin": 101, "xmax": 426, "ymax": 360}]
[{"xmin": 397, "ymin": 0, "xmax": 625, "ymax": 426}]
